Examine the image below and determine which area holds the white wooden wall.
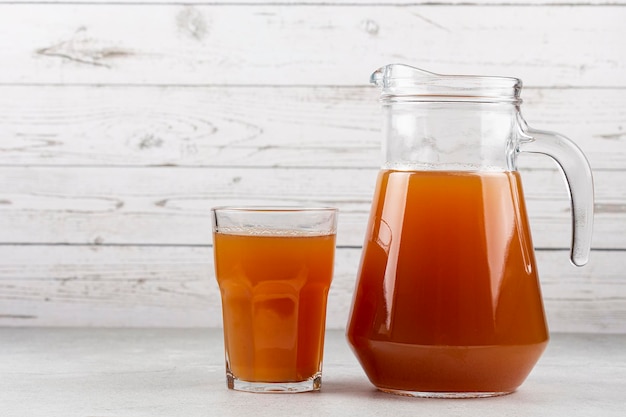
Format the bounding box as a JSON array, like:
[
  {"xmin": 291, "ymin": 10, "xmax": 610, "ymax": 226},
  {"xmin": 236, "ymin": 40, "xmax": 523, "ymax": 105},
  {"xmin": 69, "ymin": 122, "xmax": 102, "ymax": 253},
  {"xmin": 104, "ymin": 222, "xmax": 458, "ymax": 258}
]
[{"xmin": 0, "ymin": 0, "xmax": 624, "ymax": 332}]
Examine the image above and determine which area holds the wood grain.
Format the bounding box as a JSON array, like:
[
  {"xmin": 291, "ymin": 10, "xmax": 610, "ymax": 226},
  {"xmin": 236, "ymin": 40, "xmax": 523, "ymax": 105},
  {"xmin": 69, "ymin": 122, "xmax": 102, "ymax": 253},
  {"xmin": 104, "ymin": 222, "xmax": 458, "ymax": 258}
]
[
  {"xmin": 0, "ymin": 166, "xmax": 618, "ymax": 248},
  {"xmin": 0, "ymin": 5, "xmax": 623, "ymax": 86},
  {"xmin": 0, "ymin": 86, "xmax": 623, "ymax": 169},
  {"xmin": 0, "ymin": 1, "xmax": 622, "ymax": 331},
  {"xmin": 0, "ymin": 245, "xmax": 623, "ymax": 332}
]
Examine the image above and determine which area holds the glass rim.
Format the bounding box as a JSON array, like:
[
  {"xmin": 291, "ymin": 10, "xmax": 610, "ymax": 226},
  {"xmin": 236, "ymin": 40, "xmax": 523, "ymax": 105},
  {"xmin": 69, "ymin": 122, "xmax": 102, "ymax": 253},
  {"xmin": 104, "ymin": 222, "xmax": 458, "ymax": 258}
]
[
  {"xmin": 211, "ymin": 206, "xmax": 338, "ymax": 214},
  {"xmin": 211, "ymin": 206, "xmax": 338, "ymax": 235}
]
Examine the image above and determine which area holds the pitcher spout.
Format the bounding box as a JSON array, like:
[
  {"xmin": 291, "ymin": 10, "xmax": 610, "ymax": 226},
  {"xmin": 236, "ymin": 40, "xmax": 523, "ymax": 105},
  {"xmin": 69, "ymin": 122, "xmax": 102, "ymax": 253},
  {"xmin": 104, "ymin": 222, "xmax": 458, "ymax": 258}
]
[{"xmin": 370, "ymin": 64, "xmax": 439, "ymax": 87}]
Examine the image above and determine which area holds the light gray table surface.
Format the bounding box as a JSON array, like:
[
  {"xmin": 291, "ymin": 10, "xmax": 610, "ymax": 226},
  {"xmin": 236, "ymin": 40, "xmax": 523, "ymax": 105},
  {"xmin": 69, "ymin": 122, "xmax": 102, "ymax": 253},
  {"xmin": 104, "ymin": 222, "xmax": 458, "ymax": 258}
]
[{"xmin": 0, "ymin": 328, "xmax": 624, "ymax": 416}]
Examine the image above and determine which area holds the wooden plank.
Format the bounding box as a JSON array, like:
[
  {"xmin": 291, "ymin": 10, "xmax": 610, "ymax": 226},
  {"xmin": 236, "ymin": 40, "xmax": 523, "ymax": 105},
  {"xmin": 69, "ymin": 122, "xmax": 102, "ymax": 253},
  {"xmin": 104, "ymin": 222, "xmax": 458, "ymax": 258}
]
[
  {"xmin": 0, "ymin": 5, "xmax": 624, "ymax": 86},
  {"xmin": 0, "ymin": 165, "xmax": 375, "ymax": 247},
  {"xmin": 0, "ymin": 85, "xmax": 380, "ymax": 169},
  {"xmin": 0, "ymin": 166, "xmax": 618, "ymax": 248},
  {"xmin": 0, "ymin": 86, "xmax": 623, "ymax": 170},
  {"xmin": 0, "ymin": 245, "xmax": 623, "ymax": 332},
  {"xmin": 4, "ymin": 1, "xmax": 625, "ymax": 5}
]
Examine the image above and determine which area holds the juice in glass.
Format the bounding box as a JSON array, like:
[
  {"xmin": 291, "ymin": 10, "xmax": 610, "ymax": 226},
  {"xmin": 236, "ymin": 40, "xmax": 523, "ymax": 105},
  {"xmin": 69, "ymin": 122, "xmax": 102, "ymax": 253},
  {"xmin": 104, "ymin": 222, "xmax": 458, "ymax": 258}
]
[
  {"xmin": 212, "ymin": 207, "xmax": 337, "ymax": 392},
  {"xmin": 347, "ymin": 170, "xmax": 549, "ymax": 396}
]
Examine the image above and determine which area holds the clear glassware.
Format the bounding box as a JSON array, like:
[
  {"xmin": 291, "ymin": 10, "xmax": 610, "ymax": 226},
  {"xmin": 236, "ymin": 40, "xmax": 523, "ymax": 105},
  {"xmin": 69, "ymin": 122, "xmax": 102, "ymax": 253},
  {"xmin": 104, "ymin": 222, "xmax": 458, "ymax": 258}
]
[
  {"xmin": 212, "ymin": 207, "xmax": 337, "ymax": 393},
  {"xmin": 346, "ymin": 64, "xmax": 594, "ymax": 398}
]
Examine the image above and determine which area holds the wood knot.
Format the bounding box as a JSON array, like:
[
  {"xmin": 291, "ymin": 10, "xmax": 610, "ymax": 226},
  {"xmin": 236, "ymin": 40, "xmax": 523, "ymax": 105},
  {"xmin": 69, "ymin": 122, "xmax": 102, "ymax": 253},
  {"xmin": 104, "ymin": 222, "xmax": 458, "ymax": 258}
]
[
  {"xmin": 36, "ymin": 26, "xmax": 133, "ymax": 67},
  {"xmin": 361, "ymin": 19, "xmax": 379, "ymax": 36},
  {"xmin": 176, "ymin": 6, "xmax": 209, "ymax": 41}
]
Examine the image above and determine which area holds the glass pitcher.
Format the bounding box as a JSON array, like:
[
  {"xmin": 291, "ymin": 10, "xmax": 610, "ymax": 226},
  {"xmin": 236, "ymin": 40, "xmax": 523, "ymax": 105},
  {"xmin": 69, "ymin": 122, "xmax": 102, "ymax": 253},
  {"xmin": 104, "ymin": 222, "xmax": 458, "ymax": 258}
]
[{"xmin": 346, "ymin": 64, "xmax": 594, "ymax": 398}]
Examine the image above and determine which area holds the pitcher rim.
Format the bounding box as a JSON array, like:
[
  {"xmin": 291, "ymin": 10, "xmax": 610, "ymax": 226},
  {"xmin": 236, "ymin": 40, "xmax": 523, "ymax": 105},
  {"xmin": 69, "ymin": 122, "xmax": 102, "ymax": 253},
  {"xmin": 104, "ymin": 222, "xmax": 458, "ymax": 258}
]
[{"xmin": 372, "ymin": 64, "xmax": 523, "ymax": 104}]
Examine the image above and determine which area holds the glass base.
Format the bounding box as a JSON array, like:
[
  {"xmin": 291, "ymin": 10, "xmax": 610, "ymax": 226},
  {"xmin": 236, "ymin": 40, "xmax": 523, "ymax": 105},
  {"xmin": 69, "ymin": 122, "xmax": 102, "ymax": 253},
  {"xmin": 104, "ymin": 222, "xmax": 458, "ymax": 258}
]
[
  {"xmin": 227, "ymin": 372, "xmax": 322, "ymax": 393},
  {"xmin": 378, "ymin": 388, "xmax": 514, "ymax": 398}
]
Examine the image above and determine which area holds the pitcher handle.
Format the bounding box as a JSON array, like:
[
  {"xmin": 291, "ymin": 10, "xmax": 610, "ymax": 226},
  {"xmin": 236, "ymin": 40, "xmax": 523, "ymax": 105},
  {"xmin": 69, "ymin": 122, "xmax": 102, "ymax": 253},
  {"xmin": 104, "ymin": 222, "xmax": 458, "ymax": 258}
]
[{"xmin": 518, "ymin": 120, "xmax": 594, "ymax": 266}]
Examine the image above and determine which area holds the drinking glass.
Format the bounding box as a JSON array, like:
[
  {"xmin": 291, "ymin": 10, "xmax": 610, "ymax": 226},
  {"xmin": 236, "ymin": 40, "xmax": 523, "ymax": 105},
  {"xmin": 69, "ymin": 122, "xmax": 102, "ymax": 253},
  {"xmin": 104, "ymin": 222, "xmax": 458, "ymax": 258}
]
[{"xmin": 212, "ymin": 207, "xmax": 338, "ymax": 393}]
